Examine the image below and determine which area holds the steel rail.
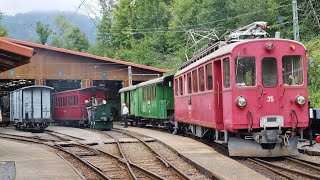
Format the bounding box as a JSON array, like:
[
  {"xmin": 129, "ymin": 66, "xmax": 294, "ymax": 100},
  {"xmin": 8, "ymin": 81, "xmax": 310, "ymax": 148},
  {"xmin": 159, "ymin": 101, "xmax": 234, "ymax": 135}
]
[
  {"xmin": 54, "ymin": 145, "xmax": 111, "ymax": 180},
  {"xmin": 248, "ymin": 158, "xmax": 294, "ymax": 180},
  {"xmin": 105, "ymin": 132, "xmax": 139, "ymax": 180},
  {"xmin": 44, "ymin": 130, "xmax": 164, "ymax": 180},
  {"xmin": 57, "ymin": 153, "xmax": 86, "ymax": 180},
  {"xmin": 0, "ymin": 132, "xmax": 53, "ymax": 142},
  {"xmin": 45, "ymin": 130, "xmax": 85, "ymax": 141},
  {"xmin": 252, "ymin": 158, "xmax": 320, "ymax": 179},
  {"xmin": 286, "ymin": 157, "xmax": 320, "ymax": 171},
  {"xmin": 73, "ymin": 137, "xmax": 165, "ymax": 180},
  {"xmin": 44, "ymin": 131, "xmax": 71, "ymax": 141},
  {"xmin": 113, "ymin": 129, "xmax": 191, "ymax": 180},
  {"xmin": 0, "ymin": 133, "xmax": 109, "ymax": 180}
]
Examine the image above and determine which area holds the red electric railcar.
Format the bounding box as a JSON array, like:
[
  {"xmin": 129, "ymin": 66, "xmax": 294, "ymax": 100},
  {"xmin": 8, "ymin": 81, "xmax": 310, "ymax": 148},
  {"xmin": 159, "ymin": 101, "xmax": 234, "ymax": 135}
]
[
  {"xmin": 53, "ymin": 87, "xmax": 106, "ymax": 126},
  {"xmin": 174, "ymin": 38, "xmax": 308, "ymax": 157}
]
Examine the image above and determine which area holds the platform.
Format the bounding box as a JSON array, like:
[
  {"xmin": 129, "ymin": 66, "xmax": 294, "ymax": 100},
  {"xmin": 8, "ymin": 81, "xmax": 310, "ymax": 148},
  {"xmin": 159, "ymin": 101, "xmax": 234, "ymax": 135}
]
[
  {"xmin": 47, "ymin": 126, "xmax": 107, "ymax": 144},
  {"xmin": 298, "ymin": 140, "xmax": 320, "ymax": 156},
  {"xmin": 0, "ymin": 139, "xmax": 82, "ymax": 180},
  {"xmin": 114, "ymin": 124, "xmax": 269, "ymax": 180}
]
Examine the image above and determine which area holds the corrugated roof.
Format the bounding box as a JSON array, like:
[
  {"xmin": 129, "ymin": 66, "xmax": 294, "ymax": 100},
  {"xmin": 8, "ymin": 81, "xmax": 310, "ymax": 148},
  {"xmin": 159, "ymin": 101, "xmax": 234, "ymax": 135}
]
[
  {"xmin": 0, "ymin": 37, "xmax": 169, "ymax": 73},
  {"xmin": 118, "ymin": 75, "xmax": 174, "ymax": 93},
  {"xmin": 12, "ymin": 85, "xmax": 54, "ymax": 92}
]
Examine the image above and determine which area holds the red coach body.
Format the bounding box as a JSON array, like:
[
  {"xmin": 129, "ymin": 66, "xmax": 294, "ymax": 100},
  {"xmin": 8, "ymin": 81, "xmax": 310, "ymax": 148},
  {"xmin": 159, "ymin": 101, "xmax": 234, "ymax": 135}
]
[
  {"xmin": 53, "ymin": 87, "xmax": 106, "ymax": 125},
  {"xmin": 174, "ymin": 39, "xmax": 308, "ymax": 157}
]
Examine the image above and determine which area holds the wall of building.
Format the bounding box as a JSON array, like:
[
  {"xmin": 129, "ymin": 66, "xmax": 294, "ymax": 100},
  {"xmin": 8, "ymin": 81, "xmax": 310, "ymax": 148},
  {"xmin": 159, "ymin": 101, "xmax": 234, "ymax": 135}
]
[{"xmin": 0, "ymin": 47, "xmax": 162, "ymax": 88}]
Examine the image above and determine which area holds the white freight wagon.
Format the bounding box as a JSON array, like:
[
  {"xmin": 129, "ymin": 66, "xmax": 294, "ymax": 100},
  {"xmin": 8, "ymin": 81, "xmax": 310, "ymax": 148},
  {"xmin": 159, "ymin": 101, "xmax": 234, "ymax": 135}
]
[{"xmin": 10, "ymin": 85, "xmax": 54, "ymax": 131}]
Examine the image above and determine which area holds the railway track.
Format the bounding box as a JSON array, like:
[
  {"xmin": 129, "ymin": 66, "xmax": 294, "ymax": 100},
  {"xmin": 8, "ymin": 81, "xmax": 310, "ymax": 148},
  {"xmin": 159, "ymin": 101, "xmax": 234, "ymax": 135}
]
[
  {"xmin": 0, "ymin": 132, "xmax": 108, "ymax": 179},
  {"xmin": 44, "ymin": 129, "xmax": 86, "ymax": 141},
  {"xmin": 248, "ymin": 157, "xmax": 320, "ymax": 180},
  {"xmin": 0, "ymin": 130, "xmax": 191, "ymax": 179},
  {"xmin": 103, "ymin": 129, "xmax": 192, "ymax": 180}
]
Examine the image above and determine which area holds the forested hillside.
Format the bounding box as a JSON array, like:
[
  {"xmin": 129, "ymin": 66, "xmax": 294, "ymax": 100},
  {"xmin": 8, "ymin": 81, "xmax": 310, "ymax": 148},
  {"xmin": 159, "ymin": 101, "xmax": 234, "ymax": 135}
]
[{"xmin": 1, "ymin": 11, "xmax": 97, "ymax": 44}]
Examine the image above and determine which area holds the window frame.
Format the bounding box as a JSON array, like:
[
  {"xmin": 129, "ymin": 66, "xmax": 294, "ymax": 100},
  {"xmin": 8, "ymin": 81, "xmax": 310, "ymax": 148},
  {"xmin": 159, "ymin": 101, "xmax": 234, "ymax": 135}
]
[
  {"xmin": 179, "ymin": 76, "xmax": 184, "ymax": 95},
  {"xmin": 199, "ymin": 66, "xmax": 205, "ymax": 92},
  {"xmin": 175, "ymin": 79, "xmax": 179, "ymax": 96},
  {"xmin": 223, "ymin": 58, "xmax": 231, "ymax": 88},
  {"xmin": 187, "ymin": 72, "xmax": 192, "ymax": 94},
  {"xmin": 261, "ymin": 57, "xmax": 278, "ymax": 88},
  {"xmin": 206, "ymin": 62, "xmax": 213, "ymax": 91},
  {"xmin": 192, "ymin": 69, "xmax": 198, "ymax": 93},
  {"xmin": 234, "ymin": 56, "xmax": 256, "ymax": 87},
  {"xmin": 282, "ymin": 55, "xmax": 304, "ymax": 86}
]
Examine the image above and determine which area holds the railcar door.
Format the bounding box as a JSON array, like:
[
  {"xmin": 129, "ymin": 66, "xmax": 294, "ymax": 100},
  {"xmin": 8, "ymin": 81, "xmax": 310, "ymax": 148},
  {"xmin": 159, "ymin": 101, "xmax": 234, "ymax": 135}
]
[
  {"xmin": 260, "ymin": 57, "xmax": 280, "ymax": 115},
  {"xmin": 214, "ymin": 60, "xmax": 223, "ymax": 123}
]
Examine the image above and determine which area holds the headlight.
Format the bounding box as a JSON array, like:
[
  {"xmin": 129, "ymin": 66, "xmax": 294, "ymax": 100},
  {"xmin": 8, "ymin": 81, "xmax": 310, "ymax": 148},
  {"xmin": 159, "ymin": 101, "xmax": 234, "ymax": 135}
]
[
  {"xmin": 236, "ymin": 96, "xmax": 247, "ymax": 108},
  {"xmin": 296, "ymin": 95, "xmax": 306, "ymax": 106}
]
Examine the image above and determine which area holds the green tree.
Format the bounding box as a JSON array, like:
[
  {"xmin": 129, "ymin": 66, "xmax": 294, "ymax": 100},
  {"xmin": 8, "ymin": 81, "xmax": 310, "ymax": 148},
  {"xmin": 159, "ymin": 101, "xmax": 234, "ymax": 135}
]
[
  {"xmin": 0, "ymin": 12, "xmax": 8, "ymax": 37},
  {"xmin": 35, "ymin": 21, "xmax": 52, "ymax": 45},
  {"xmin": 51, "ymin": 15, "xmax": 74, "ymax": 48},
  {"xmin": 50, "ymin": 15, "xmax": 90, "ymax": 52},
  {"xmin": 65, "ymin": 27, "xmax": 90, "ymax": 52}
]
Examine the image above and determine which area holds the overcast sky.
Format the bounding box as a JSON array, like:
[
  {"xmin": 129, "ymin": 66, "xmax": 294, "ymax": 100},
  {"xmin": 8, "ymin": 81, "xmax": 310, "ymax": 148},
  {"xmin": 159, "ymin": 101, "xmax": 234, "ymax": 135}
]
[{"xmin": 0, "ymin": 0, "xmax": 99, "ymax": 16}]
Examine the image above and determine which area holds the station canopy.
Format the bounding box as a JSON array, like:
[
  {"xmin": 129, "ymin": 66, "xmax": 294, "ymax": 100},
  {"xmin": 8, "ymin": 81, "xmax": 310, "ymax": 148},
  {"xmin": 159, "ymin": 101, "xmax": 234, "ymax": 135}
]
[{"xmin": 0, "ymin": 38, "xmax": 34, "ymax": 72}]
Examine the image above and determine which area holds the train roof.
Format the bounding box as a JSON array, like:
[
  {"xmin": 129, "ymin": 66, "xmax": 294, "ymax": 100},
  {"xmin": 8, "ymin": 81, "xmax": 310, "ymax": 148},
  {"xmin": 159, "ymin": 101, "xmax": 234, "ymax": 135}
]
[
  {"xmin": 175, "ymin": 38, "xmax": 306, "ymax": 77},
  {"xmin": 118, "ymin": 75, "xmax": 174, "ymax": 93},
  {"xmin": 138, "ymin": 75, "xmax": 174, "ymax": 87},
  {"xmin": 118, "ymin": 85, "xmax": 137, "ymax": 93},
  {"xmin": 52, "ymin": 86, "xmax": 107, "ymax": 94},
  {"xmin": 11, "ymin": 85, "xmax": 54, "ymax": 93}
]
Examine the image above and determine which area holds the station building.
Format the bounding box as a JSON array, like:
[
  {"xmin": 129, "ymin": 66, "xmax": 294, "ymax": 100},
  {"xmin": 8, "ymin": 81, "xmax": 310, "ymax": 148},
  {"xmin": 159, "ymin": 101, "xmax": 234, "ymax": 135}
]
[{"xmin": 0, "ymin": 37, "xmax": 168, "ymax": 116}]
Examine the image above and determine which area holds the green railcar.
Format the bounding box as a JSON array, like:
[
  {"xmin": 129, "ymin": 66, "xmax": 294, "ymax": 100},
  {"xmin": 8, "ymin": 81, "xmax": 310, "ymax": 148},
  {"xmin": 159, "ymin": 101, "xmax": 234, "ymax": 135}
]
[
  {"xmin": 90, "ymin": 103, "xmax": 113, "ymax": 130},
  {"xmin": 119, "ymin": 75, "xmax": 174, "ymax": 127}
]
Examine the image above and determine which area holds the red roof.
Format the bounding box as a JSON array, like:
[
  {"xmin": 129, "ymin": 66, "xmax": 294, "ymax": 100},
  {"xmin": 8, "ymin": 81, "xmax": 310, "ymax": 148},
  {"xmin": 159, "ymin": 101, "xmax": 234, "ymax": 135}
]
[
  {"xmin": 0, "ymin": 38, "xmax": 34, "ymax": 58},
  {"xmin": 0, "ymin": 38, "xmax": 34, "ymax": 71},
  {"xmin": 0, "ymin": 37, "xmax": 168, "ymax": 73}
]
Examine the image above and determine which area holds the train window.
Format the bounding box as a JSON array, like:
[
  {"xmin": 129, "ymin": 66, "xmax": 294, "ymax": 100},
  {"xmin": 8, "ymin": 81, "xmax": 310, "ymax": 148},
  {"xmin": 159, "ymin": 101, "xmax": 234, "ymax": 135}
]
[
  {"xmin": 179, "ymin": 76, "xmax": 184, "ymax": 95},
  {"xmin": 262, "ymin": 57, "xmax": 278, "ymax": 87},
  {"xmin": 199, "ymin": 67, "xmax": 205, "ymax": 91},
  {"xmin": 148, "ymin": 86, "xmax": 151, "ymax": 100},
  {"xmin": 235, "ymin": 56, "xmax": 256, "ymax": 87},
  {"xmin": 192, "ymin": 70, "xmax": 198, "ymax": 93},
  {"xmin": 64, "ymin": 97, "xmax": 67, "ymax": 106},
  {"xmin": 175, "ymin": 79, "xmax": 178, "ymax": 96},
  {"xmin": 70, "ymin": 96, "xmax": 74, "ymax": 106},
  {"xmin": 153, "ymin": 85, "xmax": 156, "ymax": 99},
  {"xmin": 206, "ymin": 63, "xmax": 213, "ymax": 90},
  {"xmin": 224, "ymin": 58, "xmax": 230, "ymax": 88},
  {"xmin": 282, "ymin": 56, "xmax": 303, "ymax": 85},
  {"xmin": 68, "ymin": 96, "xmax": 71, "ymax": 106},
  {"xmin": 143, "ymin": 87, "xmax": 146, "ymax": 100},
  {"xmin": 150, "ymin": 86, "xmax": 153, "ymax": 100},
  {"xmin": 187, "ymin": 73, "xmax": 192, "ymax": 93},
  {"xmin": 75, "ymin": 96, "xmax": 78, "ymax": 105}
]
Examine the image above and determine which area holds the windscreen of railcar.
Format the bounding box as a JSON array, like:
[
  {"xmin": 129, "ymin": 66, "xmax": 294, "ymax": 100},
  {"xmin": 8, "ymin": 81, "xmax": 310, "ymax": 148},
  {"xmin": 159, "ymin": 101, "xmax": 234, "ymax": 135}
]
[
  {"xmin": 282, "ymin": 56, "xmax": 303, "ymax": 86},
  {"xmin": 234, "ymin": 56, "xmax": 256, "ymax": 87}
]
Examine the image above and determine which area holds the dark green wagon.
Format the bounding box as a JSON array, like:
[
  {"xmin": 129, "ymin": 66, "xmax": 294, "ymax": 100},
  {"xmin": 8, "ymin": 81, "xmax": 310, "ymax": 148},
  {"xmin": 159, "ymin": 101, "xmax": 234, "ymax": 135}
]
[
  {"xmin": 119, "ymin": 75, "xmax": 174, "ymax": 127},
  {"xmin": 90, "ymin": 103, "xmax": 113, "ymax": 130}
]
